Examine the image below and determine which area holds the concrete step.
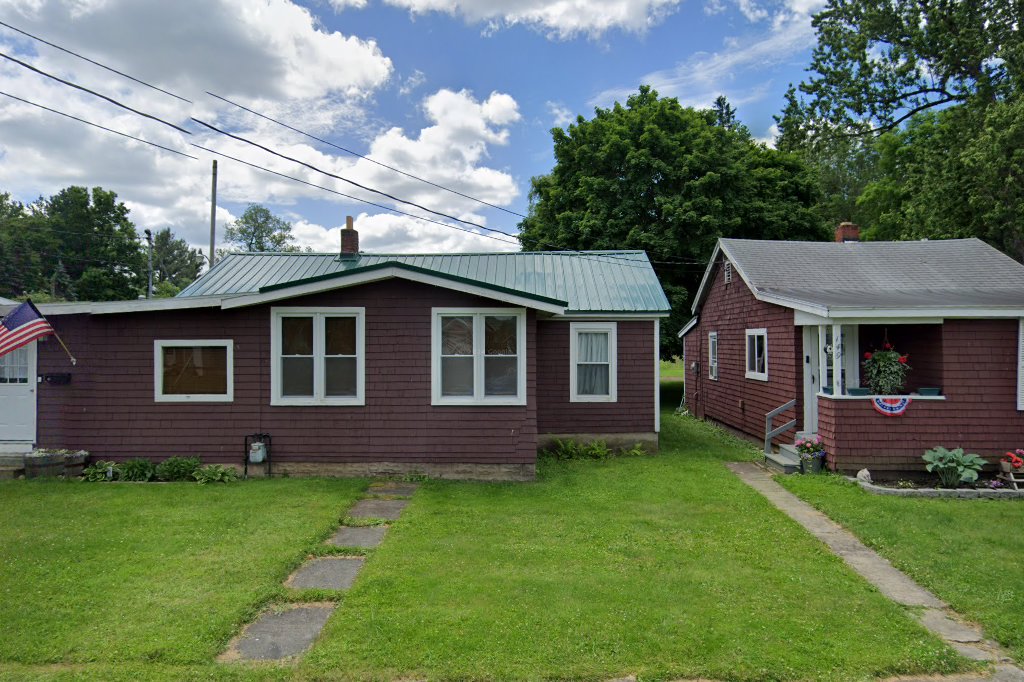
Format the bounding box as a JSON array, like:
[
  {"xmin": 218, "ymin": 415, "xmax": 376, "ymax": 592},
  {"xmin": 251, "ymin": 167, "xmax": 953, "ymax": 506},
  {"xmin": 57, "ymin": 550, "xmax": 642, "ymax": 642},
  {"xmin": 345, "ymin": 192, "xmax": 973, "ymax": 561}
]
[
  {"xmin": 0, "ymin": 454, "xmax": 26, "ymax": 467},
  {"xmin": 765, "ymin": 447, "xmax": 801, "ymax": 475},
  {"xmin": 0, "ymin": 466, "xmax": 24, "ymax": 480}
]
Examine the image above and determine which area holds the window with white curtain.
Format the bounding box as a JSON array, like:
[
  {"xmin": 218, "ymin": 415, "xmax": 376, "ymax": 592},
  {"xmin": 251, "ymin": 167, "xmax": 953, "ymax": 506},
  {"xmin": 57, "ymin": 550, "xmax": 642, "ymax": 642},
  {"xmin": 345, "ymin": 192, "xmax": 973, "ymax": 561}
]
[
  {"xmin": 431, "ymin": 308, "xmax": 526, "ymax": 405},
  {"xmin": 708, "ymin": 332, "xmax": 718, "ymax": 380},
  {"xmin": 570, "ymin": 322, "xmax": 617, "ymax": 402}
]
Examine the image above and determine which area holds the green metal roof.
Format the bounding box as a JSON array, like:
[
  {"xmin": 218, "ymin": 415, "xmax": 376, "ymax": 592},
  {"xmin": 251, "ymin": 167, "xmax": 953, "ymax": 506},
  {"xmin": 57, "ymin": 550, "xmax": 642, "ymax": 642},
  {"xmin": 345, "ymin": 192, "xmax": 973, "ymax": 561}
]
[{"xmin": 178, "ymin": 251, "xmax": 670, "ymax": 314}]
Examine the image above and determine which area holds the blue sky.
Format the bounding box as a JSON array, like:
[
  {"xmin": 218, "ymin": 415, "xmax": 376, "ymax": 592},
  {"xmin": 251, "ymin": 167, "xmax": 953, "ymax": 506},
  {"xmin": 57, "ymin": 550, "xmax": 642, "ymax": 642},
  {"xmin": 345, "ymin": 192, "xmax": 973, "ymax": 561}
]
[{"xmin": 0, "ymin": 0, "xmax": 824, "ymax": 255}]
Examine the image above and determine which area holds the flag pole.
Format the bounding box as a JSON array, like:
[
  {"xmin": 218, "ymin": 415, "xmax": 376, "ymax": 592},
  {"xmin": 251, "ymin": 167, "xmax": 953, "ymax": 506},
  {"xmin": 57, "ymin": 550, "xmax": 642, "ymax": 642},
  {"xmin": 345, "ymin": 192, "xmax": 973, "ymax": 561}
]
[{"xmin": 25, "ymin": 299, "xmax": 76, "ymax": 365}]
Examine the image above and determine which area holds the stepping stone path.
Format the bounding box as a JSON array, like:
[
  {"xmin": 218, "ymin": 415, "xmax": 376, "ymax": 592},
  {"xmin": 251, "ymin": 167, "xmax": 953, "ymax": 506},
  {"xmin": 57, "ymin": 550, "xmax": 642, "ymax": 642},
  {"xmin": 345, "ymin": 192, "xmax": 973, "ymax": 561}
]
[{"xmin": 224, "ymin": 481, "xmax": 418, "ymax": 662}]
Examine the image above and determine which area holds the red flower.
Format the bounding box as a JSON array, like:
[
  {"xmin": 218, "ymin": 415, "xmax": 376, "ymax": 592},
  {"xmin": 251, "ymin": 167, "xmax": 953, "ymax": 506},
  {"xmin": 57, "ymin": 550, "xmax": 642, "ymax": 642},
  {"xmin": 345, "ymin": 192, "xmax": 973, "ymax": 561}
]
[
  {"xmin": 898, "ymin": 356, "xmax": 908, "ymax": 364},
  {"xmin": 863, "ymin": 352, "xmax": 872, "ymax": 360},
  {"xmin": 883, "ymin": 343, "xmax": 892, "ymax": 350}
]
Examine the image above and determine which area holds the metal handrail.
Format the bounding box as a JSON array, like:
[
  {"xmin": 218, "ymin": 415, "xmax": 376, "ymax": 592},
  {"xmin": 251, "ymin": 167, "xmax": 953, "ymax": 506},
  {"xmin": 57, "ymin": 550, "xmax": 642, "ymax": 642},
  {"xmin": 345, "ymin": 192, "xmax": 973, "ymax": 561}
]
[{"xmin": 764, "ymin": 399, "xmax": 797, "ymax": 455}]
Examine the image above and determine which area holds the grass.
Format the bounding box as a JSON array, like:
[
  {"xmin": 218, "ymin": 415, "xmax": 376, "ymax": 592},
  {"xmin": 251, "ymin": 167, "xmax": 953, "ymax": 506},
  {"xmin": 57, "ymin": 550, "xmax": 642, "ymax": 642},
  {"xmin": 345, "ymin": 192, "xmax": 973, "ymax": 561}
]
[
  {"xmin": 300, "ymin": 413, "xmax": 967, "ymax": 681},
  {"xmin": 0, "ymin": 478, "xmax": 366, "ymax": 670},
  {"xmin": 0, "ymin": 404, "xmax": 976, "ymax": 681},
  {"xmin": 780, "ymin": 473, "xmax": 1024, "ymax": 664},
  {"xmin": 660, "ymin": 358, "xmax": 685, "ymax": 381}
]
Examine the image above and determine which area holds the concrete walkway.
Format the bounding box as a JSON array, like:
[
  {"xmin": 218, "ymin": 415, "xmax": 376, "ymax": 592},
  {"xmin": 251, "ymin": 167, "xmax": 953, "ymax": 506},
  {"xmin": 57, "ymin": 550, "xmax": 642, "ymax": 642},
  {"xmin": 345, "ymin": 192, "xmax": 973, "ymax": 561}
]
[
  {"xmin": 223, "ymin": 481, "xmax": 418, "ymax": 662},
  {"xmin": 727, "ymin": 462, "xmax": 1024, "ymax": 681}
]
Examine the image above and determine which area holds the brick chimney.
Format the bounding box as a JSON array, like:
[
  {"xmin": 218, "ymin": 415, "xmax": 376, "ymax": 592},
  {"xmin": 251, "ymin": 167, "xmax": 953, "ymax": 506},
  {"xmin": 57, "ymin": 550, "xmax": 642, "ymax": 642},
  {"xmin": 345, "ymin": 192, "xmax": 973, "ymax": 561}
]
[
  {"xmin": 340, "ymin": 215, "xmax": 359, "ymax": 258},
  {"xmin": 835, "ymin": 221, "xmax": 860, "ymax": 243}
]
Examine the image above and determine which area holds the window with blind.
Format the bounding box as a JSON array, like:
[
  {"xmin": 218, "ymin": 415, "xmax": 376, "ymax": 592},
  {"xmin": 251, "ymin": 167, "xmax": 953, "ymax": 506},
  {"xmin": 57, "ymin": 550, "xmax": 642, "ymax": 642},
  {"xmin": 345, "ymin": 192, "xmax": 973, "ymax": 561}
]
[
  {"xmin": 154, "ymin": 340, "xmax": 233, "ymax": 402},
  {"xmin": 432, "ymin": 308, "xmax": 526, "ymax": 405},
  {"xmin": 570, "ymin": 322, "xmax": 617, "ymax": 402},
  {"xmin": 271, "ymin": 308, "xmax": 365, "ymax": 405}
]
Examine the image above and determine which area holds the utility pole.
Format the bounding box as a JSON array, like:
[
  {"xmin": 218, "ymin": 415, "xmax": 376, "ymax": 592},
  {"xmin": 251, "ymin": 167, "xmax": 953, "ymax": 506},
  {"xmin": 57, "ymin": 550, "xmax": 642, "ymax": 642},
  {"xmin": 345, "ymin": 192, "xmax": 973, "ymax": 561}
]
[
  {"xmin": 209, "ymin": 159, "xmax": 218, "ymax": 269},
  {"xmin": 144, "ymin": 229, "xmax": 154, "ymax": 299}
]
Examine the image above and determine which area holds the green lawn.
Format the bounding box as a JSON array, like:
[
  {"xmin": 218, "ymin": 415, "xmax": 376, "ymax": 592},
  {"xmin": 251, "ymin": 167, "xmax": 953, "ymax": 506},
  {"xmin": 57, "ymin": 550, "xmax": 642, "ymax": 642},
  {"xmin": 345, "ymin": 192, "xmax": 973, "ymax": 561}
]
[
  {"xmin": 780, "ymin": 474, "xmax": 1024, "ymax": 664},
  {"xmin": 0, "ymin": 414, "xmax": 976, "ymax": 681},
  {"xmin": 0, "ymin": 478, "xmax": 365, "ymax": 677},
  {"xmin": 660, "ymin": 358, "xmax": 685, "ymax": 381}
]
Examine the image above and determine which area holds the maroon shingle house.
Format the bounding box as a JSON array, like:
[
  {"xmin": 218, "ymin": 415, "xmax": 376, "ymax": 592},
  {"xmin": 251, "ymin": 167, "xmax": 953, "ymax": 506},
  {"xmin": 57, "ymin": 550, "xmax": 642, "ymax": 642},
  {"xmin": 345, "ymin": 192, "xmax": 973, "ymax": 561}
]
[
  {"xmin": 681, "ymin": 225, "xmax": 1024, "ymax": 477},
  {"xmin": 0, "ymin": 225, "xmax": 670, "ymax": 480}
]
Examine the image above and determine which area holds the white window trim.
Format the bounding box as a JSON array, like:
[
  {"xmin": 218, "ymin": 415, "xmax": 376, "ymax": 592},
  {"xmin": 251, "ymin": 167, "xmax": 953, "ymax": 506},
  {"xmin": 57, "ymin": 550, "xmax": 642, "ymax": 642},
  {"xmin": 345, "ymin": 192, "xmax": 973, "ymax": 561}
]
[
  {"xmin": 569, "ymin": 321, "xmax": 617, "ymax": 403},
  {"xmin": 1018, "ymin": 319, "xmax": 1024, "ymax": 411},
  {"xmin": 745, "ymin": 328, "xmax": 768, "ymax": 381},
  {"xmin": 270, "ymin": 307, "xmax": 365, "ymax": 406},
  {"xmin": 431, "ymin": 308, "xmax": 527, "ymax": 406},
  {"xmin": 708, "ymin": 331, "xmax": 719, "ymax": 380},
  {"xmin": 154, "ymin": 339, "xmax": 234, "ymax": 403}
]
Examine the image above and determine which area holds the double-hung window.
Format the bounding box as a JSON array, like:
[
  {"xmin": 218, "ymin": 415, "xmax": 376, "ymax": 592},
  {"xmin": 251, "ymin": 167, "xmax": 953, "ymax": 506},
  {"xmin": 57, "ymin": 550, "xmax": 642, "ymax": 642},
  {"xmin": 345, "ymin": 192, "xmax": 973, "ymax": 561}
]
[
  {"xmin": 271, "ymin": 308, "xmax": 365, "ymax": 405},
  {"xmin": 570, "ymin": 322, "xmax": 617, "ymax": 402},
  {"xmin": 745, "ymin": 328, "xmax": 768, "ymax": 381},
  {"xmin": 432, "ymin": 308, "xmax": 526, "ymax": 405},
  {"xmin": 708, "ymin": 332, "xmax": 718, "ymax": 380},
  {"xmin": 154, "ymin": 340, "xmax": 233, "ymax": 402}
]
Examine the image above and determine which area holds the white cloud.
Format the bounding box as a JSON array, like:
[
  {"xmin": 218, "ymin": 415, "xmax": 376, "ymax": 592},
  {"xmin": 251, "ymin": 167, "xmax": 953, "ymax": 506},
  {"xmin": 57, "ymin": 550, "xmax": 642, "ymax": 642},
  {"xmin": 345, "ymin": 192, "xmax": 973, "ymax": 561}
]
[
  {"xmin": 292, "ymin": 214, "xmax": 519, "ymax": 253},
  {"xmin": 546, "ymin": 101, "xmax": 574, "ymax": 127},
  {"xmin": 590, "ymin": 8, "xmax": 817, "ymax": 109},
  {"xmin": 755, "ymin": 122, "xmax": 780, "ymax": 147},
  {"xmin": 0, "ymin": 1, "xmax": 525, "ymax": 258},
  {"xmin": 398, "ymin": 69, "xmax": 427, "ymax": 96},
  {"xmin": 383, "ymin": 0, "xmax": 683, "ymax": 38}
]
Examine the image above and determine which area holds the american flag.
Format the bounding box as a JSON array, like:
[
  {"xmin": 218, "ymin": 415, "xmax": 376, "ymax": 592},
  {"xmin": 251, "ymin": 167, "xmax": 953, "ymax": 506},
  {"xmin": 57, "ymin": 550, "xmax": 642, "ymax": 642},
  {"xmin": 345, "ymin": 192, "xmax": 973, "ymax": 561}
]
[{"xmin": 0, "ymin": 301, "xmax": 55, "ymax": 358}]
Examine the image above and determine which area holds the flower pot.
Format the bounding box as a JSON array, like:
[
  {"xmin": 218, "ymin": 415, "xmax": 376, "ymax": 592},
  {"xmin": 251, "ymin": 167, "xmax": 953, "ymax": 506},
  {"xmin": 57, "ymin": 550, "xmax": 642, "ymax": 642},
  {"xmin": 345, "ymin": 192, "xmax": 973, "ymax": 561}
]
[
  {"xmin": 1001, "ymin": 461, "xmax": 1022, "ymax": 474},
  {"xmin": 917, "ymin": 387, "xmax": 941, "ymax": 396},
  {"xmin": 801, "ymin": 456, "xmax": 824, "ymax": 474},
  {"xmin": 63, "ymin": 452, "xmax": 87, "ymax": 477},
  {"xmin": 847, "ymin": 387, "xmax": 871, "ymax": 396},
  {"xmin": 24, "ymin": 454, "xmax": 65, "ymax": 478}
]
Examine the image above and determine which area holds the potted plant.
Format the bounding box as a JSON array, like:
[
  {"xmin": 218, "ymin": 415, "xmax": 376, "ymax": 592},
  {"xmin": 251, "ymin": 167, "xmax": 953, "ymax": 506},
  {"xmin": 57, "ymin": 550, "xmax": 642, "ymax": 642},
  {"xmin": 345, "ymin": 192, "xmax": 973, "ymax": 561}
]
[
  {"xmin": 1001, "ymin": 450, "xmax": 1024, "ymax": 474},
  {"xmin": 862, "ymin": 343, "xmax": 911, "ymax": 395},
  {"xmin": 795, "ymin": 435, "xmax": 826, "ymax": 474}
]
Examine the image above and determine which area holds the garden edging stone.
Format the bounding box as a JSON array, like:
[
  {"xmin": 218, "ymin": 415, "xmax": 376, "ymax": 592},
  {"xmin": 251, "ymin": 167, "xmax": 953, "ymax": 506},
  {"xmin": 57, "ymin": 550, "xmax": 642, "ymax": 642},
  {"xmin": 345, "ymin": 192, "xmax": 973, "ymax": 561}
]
[{"xmin": 853, "ymin": 478, "xmax": 1024, "ymax": 499}]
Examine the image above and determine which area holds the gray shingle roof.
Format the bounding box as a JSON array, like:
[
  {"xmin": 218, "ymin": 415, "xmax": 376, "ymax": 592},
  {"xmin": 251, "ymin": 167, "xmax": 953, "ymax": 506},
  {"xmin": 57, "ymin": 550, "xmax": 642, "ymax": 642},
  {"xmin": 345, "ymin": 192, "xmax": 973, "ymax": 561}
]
[
  {"xmin": 179, "ymin": 251, "xmax": 670, "ymax": 314},
  {"xmin": 715, "ymin": 238, "xmax": 1024, "ymax": 312}
]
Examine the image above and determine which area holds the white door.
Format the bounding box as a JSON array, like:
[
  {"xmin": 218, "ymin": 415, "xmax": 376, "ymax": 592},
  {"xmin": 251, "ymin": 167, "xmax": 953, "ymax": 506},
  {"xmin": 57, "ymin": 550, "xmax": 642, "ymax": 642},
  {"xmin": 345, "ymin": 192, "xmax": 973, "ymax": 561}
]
[
  {"xmin": 0, "ymin": 342, "xmax": 37, "ymax": 445},
  {"xmin": 802, "ymin": 327, "xmax": 819, "ymax": 434}
]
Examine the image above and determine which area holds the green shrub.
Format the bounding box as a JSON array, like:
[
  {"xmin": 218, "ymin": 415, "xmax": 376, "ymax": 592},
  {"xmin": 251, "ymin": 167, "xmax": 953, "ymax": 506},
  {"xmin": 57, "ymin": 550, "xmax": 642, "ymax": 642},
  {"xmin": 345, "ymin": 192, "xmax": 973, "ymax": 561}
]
[
  {"xmin": 119, "ymin": 458, "xmax": 156, "ymax": 482},
  {"xmin": 544, "ymin": 438, "xmax": 614, "ymax": 461},
  {"xmin": 923, "ymin": 446, "xmax": 987, "ymax": 488},
  {"xmin": 82, "ymin": 460, "xmax": 119, "ymax": 482},
  {"xmin": 155, "ymin": 456, "xmax": 202, "ymax": 482},
  {"xmin": 193, "ymin": 464, "xmax": 239, "ymax": 484}
]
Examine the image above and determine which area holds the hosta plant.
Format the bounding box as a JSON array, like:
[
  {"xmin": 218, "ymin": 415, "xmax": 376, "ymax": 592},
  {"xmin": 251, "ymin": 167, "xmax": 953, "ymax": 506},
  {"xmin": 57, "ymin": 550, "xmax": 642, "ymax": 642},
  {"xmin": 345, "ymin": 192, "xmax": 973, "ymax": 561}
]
[
  {"xmin": 923, "ymin": 446, "xmax": 987, "ymax": 488},
  {"xmin": 193, "ymin": 464, "xmax": 239, "ymax": 484}
]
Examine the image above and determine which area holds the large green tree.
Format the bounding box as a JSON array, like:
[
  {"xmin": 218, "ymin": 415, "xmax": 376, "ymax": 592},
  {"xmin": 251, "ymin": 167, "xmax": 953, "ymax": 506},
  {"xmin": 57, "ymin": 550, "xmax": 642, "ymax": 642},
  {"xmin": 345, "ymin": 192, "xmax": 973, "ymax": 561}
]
[
  {"xmin": 518, "ymin": 87, "xmax": 825, "ymax": 358},
  {"xmin": 152, "ymin": 227, "xmax": 204, "ymax": 296},
  {"xmin": 223, "ymin": 204, "xmax": 300, "ymax": 253}
]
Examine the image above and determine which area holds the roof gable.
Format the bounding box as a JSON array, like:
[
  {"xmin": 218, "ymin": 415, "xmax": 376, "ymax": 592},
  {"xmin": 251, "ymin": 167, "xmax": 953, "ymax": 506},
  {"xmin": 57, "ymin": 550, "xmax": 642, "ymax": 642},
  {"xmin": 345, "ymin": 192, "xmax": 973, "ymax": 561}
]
[
  {"xmin": 179, "ymin": 251, "xmax": 670, "ymax": 315},
  {"xmin": 691, "ymin": 237, "xmax": 1024, "ymax": 318}
]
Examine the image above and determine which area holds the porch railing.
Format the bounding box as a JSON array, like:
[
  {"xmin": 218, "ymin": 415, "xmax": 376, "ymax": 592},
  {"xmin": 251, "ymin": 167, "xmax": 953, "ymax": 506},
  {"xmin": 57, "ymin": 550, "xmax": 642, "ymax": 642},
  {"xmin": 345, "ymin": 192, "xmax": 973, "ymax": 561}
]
[{"xmin": 764, "ymin": 399, "xmax": 797, "ymax": 455}]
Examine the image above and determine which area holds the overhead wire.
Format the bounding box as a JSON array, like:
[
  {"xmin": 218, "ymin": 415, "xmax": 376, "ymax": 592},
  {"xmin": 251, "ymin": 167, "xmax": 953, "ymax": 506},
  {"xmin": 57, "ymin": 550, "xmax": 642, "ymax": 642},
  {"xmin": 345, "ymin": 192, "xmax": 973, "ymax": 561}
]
[
  {"xmin": 0, "ymin": 51, "xmax": 192, "ymax": 135},
  {"xmin": 190, "ymin": 143, "xmax": 520, "ymax": 247},
  {"xmin": 0, "ymin": 20, "xmax": 192, "ymax": 104},
  {"xmin": 206, "ymin": 90, "xmax": 527, "ymax": 218},
  {"xmin": 0, "ymin": 90, "xmax": 196, "ymax": 159}
]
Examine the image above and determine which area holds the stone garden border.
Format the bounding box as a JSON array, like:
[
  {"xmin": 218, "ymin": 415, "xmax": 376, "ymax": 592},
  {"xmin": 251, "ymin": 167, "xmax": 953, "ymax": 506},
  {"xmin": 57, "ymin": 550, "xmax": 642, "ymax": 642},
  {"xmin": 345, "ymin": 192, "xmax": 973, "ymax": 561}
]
[{"xmin": 854, "ymin": 478, "xmax": 1024, "ymax": 499}]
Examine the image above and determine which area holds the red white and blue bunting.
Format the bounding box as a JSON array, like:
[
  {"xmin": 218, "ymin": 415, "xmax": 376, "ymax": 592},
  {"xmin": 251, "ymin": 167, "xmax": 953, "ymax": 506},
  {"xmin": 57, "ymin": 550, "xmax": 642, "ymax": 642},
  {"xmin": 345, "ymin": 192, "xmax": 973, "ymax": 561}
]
[{"xmin": 872, "ymin": 397, "xmax": 912, "ymax": 417}]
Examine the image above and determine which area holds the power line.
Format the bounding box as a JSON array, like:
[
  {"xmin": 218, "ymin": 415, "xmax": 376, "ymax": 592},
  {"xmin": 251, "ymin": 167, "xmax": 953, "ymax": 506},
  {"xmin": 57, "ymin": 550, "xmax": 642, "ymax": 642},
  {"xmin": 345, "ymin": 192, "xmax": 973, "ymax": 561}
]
[
  {"xmin": 0, "ymin": 91, "xmax": 196, "ymax": 159},
  {"xmin": 0, "ymin": 51, "xmax": 192, "ymax": 135},
  {"xmin": 0, "ymin": 20, "xmax": 192, "ymax": 104},
  {"xmin": 206, "ymin": 90, "xmax": 527, "ymax": 219},
  {"xmin": 190, "ymin": 143, "xmax": 520, "ymax": 247},
  {"xmin": 191, "ymin": 117, "xmax": 522, "ymax": 239}
]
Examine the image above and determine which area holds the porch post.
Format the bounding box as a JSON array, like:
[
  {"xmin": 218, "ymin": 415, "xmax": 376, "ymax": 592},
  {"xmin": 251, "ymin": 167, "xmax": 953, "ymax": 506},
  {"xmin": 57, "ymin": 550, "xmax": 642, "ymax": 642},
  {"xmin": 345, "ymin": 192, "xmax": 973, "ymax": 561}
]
[{"xmin": 832, "ymin": 323, "xmax": 843, "ymax": 395}]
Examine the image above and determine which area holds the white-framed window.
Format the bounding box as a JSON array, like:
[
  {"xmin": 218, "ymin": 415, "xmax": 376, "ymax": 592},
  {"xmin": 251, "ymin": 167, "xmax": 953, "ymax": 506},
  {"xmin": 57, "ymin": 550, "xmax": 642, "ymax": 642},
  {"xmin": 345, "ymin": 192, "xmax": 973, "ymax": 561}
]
[
  {"xmin": 1017, "ymin": 319, "xmax": 1024, "ymax": 410},
  {"xmin": 708, "ymin": 331, "xmax": 718, "ymax": 380},
  {"xmin": 431, "ymin": 308, "xmax": 526, "ymax": 406},
  {"xmin": 271, "ymin": 307, "xmax": 365, "ymax": 406},
  {"xmin": 570, "ymin": 322, "xmax": 617, "ymax": 402},
  {"xmin": 745, "ymin": 328, "xmax": 768, "ymax": 381},
  {"xmin": 154, "ymin": 340, "xmax": 233, "ymax": 402}
]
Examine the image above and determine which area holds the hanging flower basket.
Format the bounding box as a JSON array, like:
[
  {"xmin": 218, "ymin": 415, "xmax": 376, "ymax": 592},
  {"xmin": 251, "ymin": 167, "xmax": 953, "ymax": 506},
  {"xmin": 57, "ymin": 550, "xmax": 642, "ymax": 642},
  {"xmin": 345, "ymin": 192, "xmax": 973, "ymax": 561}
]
[{"xmin": 862, "ymin": 342, "xmax": 911, "ymax": 395}]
